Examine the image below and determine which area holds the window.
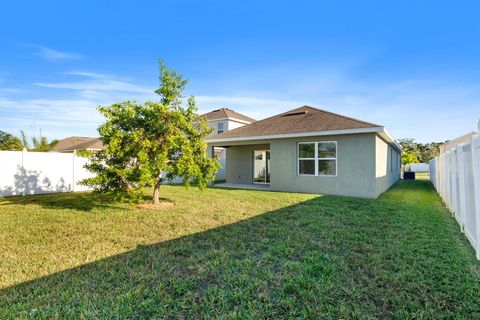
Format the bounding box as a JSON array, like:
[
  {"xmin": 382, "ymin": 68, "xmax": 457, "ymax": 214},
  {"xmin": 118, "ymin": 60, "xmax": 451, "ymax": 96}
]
[
  {"xmin": 390, "ymin": 148, "xmax": 393, "ymax": 173},
  {"xmin": 298, "ymin": 141, "xmax": 337, "ymax": 176},
  {"xmin": 217, "ymin": 122, "xmax": 224, "ymax": 134},
  {"xmin": 298, "ymin": 143, "xmax": 315, "ymax": 175}
]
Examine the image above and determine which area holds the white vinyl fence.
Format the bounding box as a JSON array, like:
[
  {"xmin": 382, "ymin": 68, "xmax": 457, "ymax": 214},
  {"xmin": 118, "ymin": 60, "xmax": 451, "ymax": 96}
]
[
  {"xmin": 0, "ymin": 150, "xmax": 93, "ymax": 197},
  {"xmin": 430, "ymin": 134, "xmax": 480, "ymax": 259}
]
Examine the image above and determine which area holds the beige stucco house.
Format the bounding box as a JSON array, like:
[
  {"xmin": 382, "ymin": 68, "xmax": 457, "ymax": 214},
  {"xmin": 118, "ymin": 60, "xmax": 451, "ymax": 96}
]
[{"xmin": 206, "ymin": 106, "xmax": 402, "ymax": 199}]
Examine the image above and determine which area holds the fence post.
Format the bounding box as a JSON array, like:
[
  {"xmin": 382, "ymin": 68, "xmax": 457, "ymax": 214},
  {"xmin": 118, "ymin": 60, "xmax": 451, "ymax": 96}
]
[
  {"xmin": 457, "ymin": 144, "xmax": 467, "ymax": 232},
  {"xmin": 21, "ymin": 148, "xmax": 27, "ymax": 196},
  {"xmin": 446, "ymin": 151, "xmax": 452, "ymax": 212},
  {"xmin": 72, "ymin": 151, "xmax": 76, "ymax": 192},
  {"xmin": 471, "ymin": 135, "xmax": 480, "ymax": 260}
]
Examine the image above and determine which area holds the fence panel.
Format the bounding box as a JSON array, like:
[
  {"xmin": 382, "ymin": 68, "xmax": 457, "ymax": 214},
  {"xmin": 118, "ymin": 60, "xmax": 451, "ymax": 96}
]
[
  {"xmin": 430, "ymin": 134, "xmax": 480, "ymax": 259},
  {"xmin": 22, "ymin": 151, "xmax": 75, "ymax": 195},
  {"xmin": 472, "ymin": 135, "xmax": 480, "ymax": 258},
  {"xmin": 0, "ymin": 151, "xmax": 24, "ymax": 196},
  {"xmin": 0, "ymin": 150, "xmax": 92, "ymax": 197},
  {"xmin": 73, "ymin": 156, "xmax": 95, "ymax": 192}
]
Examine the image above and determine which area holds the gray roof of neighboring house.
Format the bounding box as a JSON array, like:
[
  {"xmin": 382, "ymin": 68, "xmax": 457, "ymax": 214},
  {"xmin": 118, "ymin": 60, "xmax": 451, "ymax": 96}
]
[
  {"xmin": 200, "ymin": 108, "xmax": 257, "ymax": 123},
  {"xmin": 51, "ymin": 136, "xmax": 104, "ymax": 152},
  {"xmin": 208, "ymin": 105, "xmax": 380, "ymax": 139}
]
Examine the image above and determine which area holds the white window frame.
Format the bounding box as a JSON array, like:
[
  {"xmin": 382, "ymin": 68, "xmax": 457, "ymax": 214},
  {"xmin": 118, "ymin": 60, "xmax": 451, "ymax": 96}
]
[
  {"xmin": 297, "ymin": 141, "xmax": 337, "ymax": 177},
  {"xmin": 217, "ymin": 122, "xmax": 224, "ymax": 134}
]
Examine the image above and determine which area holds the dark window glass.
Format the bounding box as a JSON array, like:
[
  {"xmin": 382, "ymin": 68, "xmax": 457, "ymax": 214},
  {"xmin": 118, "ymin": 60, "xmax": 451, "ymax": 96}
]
[
  {"xmin": 318, "ymin": 160, "xmax": 336, "ymax": 175},
  {"xmin": 299, "ymin": 160, "xmax": 315, "ymax": 174},
  {"xmin": 299, "ymin": 143, "xmax": 315, "ymax": 158},
  {"xmin": 318, "ymin": 142, "xmax": 336, "ymax": 158}
]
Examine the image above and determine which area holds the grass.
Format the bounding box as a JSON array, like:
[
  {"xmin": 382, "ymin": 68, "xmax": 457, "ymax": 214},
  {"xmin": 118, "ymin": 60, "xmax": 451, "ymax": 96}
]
[{"xmin": 1, "ymin": 180, "xmax": 479, "ymax": 319}]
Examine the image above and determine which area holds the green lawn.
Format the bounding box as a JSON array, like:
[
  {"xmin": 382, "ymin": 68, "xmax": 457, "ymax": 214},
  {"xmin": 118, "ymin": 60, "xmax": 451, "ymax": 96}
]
[{"xmin": 1, "ymin": 180, "xmax": 479, "ymax": 319}]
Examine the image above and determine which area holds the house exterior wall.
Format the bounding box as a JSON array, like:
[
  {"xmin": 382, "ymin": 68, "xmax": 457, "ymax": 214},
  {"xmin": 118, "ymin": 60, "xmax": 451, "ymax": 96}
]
[
  {"xmin": 225, "ymin": 144, "xmax": 270, "ymax": 184},
  {"xmin": 207, "ymin": 119, "xmax": 252, "ymax": 180},
  {"xmin": 207, "ymin": 120, "xmax": 225, "ymax": 135},
  {"xmin": 210, "ymin": 133, "xmax": 400, "ymax": 199},
  {"xmin": 374, "ymin": 135, "xmax": 401, "ymax": 197},
  {"xmin": 227, "ymin": 119, "xmax": 249, "ymax": 131},
  {"xmin": 269, "ymin": 133, "xmax": 377, "ymax": 198},
  {"xmin": 208, "ymin": 119, "xmax": 251, "ymax": 135}
]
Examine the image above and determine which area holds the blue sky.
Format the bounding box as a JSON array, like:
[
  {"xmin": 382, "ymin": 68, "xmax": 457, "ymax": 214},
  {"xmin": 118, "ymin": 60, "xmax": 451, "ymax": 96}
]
[{"xmin": 1, "ymin": 1, "xmax": 479, "ymax": 143}]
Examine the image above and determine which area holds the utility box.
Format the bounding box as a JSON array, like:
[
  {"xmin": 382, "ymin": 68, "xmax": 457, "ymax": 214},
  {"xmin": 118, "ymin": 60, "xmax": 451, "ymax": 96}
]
[{"xmin": 404, "ymin": 171, "xmax": 415, "ymax": 180}]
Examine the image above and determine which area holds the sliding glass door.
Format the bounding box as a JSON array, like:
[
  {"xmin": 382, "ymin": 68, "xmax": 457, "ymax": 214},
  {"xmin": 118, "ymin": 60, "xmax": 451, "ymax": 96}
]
[{"xmin": 253, "ymin": 150, "xmax": 270, "ymax": 184}]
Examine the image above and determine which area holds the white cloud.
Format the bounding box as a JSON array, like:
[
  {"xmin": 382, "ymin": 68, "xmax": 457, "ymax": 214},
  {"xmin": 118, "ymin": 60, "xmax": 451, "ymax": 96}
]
[
  {"xmin": 0, "ymin": 98, "xmax": 102, "ymax": 138},
  {"xmin": 35, "ymin": 71, "xmax": 155, "ymax": 100},
  {"xmin": 0, "ymin": 88, "xmax": 20, "ymax": 93},
  {"xmin": 32, "ymin": 45, "xmax": 83, "ymax": 61},
  {"xmin": 2, "ymin": 64, "xmax": 479, "ymax": 143},
  {"xmin": 0, "ymin": 71, "xmax": 158, "ymax": 139},
  {"xmin": 196, "ymin": 77, "xmax": 480, "ymax": 143}
]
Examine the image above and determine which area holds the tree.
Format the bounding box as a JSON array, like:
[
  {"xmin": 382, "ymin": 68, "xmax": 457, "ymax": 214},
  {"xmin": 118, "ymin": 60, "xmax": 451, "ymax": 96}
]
[
  {"xmin": 398, "ymin": 138, "xmax": 442, "ymax": 164},
  {"xmin": 401, "ymin": 152, "xmax": 418, "ymax": 166},
  {"xmin": 31, "ymin": 134, "xmax": 59, "ymax": 152},
  {"xmin": 80, "ymin": 61, "xmax": 220, "ymax": 204},
  {"xmin": 0, "ymin": 130, "xmax": 23, "ymax": 150},
  {"xmin": 16, "ymin": 129, "xmax": 58, "ymax": 152}
]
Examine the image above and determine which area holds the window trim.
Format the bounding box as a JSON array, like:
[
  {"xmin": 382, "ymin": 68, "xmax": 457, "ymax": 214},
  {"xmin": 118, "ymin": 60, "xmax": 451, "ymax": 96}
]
[
  {"xmin": 217, "ymin": 122, "xmax": 224, "ymax": 134},
  {"xmin": 297, "ymin": 141, "xmax": 337, "ymax": 177}
]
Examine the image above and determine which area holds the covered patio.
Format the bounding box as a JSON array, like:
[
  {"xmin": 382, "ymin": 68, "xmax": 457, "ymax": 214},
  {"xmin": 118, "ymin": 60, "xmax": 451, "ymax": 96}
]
[{"xmin": 207, "ymin": 141, "xmax": 271, "ymax": 188}]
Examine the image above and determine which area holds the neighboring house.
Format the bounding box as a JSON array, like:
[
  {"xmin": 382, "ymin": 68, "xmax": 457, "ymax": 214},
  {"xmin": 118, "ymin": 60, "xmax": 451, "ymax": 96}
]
[
  {"xmin": 200, "ymin": 108, "xmax": 256, "ymax": 180},
  {"xmin": 51, "ymin": 136, "xmax": 104, "ymax": 152},
  {"xmin": 439, "ymin": 131, "xmax": 478, "ymax": 154},
  {"xmin": 206, "ymin": 106, "xmax": 402, "ymax": 199}
]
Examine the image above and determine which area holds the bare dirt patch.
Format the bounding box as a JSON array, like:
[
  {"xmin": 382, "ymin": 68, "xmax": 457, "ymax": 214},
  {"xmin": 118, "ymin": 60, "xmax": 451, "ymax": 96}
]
[{"xmin": 137, "ymin": 201, "xmax": 174, "ymax": 210}]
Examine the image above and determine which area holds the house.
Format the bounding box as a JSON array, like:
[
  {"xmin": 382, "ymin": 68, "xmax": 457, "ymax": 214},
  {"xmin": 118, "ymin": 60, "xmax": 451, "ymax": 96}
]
[
  {"xmin": 439, "ymin": 131, "xmax": 478, "ymax": 154},
  {"xmin": 206, "ymin": 106, "xmax": 402, "ymax": 199},
  {"xmin": 51, "ymin": 136, "xmax": 104, "ymax": 152},
  {"xmin": 200, "ymin": 108, "xmax": 256, "ymax": 180},
  {"xmin": 163, "ymin": 108, "xmax": 256, "ymax": 183}
]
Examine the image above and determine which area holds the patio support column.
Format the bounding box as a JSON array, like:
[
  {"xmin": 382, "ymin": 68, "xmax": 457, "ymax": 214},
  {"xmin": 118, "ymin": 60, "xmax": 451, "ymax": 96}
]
[{"xmin": 207, "ymin": 145, "xmax": 214, "ymax": 158}]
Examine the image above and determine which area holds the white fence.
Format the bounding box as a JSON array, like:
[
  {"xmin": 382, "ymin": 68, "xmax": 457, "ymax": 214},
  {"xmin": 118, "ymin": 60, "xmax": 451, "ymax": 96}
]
[
  {"xmin": 405, "ymin": 163, "xmax": 429, "ymax": 172},
  {"xmin": 0, "ymin": 150, "xmax": 93, "ymax": 197},
  {"xmin": 430, "ymin": 134, "xmax": 480, "ymax": 259}
]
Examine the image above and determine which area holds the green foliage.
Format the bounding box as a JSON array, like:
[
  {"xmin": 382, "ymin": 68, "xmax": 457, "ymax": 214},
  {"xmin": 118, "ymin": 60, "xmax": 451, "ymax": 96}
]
[
  {"xmin": 0, "ymin": 130, "xmax": 23, "ymax": 150},
  {"xmin": 401, "ymin": 152, "xmax": 418, "ymax": 166},
  {"xmin": 0, "ymin": 129, "xmax": 57, "ymax": 151},
  {"xmin": 81, "ymin": 61, "xmax": 220, "ymax": 203},
  {"xmin": 398, "ymin": 138, "xmax": 443, "ymax": 164},
  {"xmin": 31, "ymin": 135, "xmax": 58, "ymax": 152}
]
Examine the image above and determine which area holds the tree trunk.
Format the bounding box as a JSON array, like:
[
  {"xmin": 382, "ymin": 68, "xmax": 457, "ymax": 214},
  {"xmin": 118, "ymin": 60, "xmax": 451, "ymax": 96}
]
[{"xmin": 153, "ymin": 176, "xmax": 162, "ymax": 205}]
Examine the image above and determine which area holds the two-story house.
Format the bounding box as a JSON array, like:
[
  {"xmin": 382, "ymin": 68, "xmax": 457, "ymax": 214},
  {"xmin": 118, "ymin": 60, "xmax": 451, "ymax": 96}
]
[{"xmin": 200, "ymin": 108, "xmax": 257, "ymax": 180}]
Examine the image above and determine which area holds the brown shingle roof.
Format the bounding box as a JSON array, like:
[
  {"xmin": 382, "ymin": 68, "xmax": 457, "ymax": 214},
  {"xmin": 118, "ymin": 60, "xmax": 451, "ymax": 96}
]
[
  {"xmin": 201, "ymin": 108, "xmax": 256, "ymax": 123},
  {"xmin": 209, "ymin": 106, "xmax": 381, "ymax": 139},
  {"xmin": 51, "ymin": 136, "xmax": 104, "ymax": 152}
]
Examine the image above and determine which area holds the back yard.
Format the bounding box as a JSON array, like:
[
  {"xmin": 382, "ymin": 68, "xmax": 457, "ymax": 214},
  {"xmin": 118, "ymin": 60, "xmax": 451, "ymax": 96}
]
[{"xmin": 1, "ymin": 179, "xmax": 480, "ymax": 318}]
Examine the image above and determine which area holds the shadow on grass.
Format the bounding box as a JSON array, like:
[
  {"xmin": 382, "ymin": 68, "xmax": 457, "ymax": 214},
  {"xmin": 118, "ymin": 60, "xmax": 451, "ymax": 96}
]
[
  {"xmin": 0, "ymin": 191, "xmax": 168, "ymax": 212},
  {"xmin": 0, "ymin": 192, "xmax": 122, "ymax": 212},
  {"xmin": 1, "ymin": 182, "xmax": 480, "ymax": 318}
]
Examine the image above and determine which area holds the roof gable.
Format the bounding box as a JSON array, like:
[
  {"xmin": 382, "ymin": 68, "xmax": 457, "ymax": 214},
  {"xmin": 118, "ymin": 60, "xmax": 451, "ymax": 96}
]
[
  {"xmin": 51, "ymin": 136, "xmax": 104, "ymax": 151},
  {"xmin": 210, "ymin": 106, "xmax": 380, "ymax": 139},
  {"xmin": 200, "ymin": 108, "xmax": 256, "ymax": 123}
]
